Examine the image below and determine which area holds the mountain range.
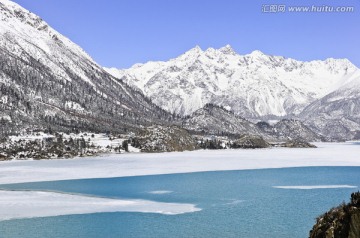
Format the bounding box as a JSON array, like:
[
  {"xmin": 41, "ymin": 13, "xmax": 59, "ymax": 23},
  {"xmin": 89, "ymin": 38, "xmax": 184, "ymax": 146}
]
[
  {"xmin": 105, "ymin": 45, "xmax": 360, "ymax": 140},
  {"xmin": 105, "ymin": 45, "xmax": 360, "ymax": 118},
  {"xmin": 1, "ymin": 0, "xmax": 359, "ymax": 141}
]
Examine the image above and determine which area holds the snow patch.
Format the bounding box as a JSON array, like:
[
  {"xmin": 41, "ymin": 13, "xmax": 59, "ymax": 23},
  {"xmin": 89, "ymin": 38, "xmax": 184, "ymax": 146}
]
[{"xmin": 65, "ymin": 101, "xmax": 85, "ymax": 112}]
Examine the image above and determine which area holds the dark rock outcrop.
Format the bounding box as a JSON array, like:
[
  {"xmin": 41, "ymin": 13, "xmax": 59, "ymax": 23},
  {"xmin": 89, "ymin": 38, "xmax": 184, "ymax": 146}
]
[
  {"xmin": 183, "ymin": 104, "xmax": 266, "ymax": 138},
  {"xmin": 130, "ymin": 125, "xmax": 199, "ymax": 152},
  {"xmin": 309, "ymin": 191, "xmax": 360, "ymax": 238},
  {"xmin": 230, "ymin": 135, "xmax": 270, "ymax": 149},
  {"xmin": 0, "ymin": 153, "xmax": 9, "ymax": 161},
  {"xmin": 279, "ymin": 140, "xmax": 317, "ymax": 148}
]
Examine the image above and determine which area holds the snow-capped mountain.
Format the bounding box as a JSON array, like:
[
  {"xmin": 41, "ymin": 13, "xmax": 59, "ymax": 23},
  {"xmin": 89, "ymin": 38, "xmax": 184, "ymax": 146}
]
[
  {"xmin": 105, "ymin": 45, "xmax": 360, "ymax": 118},
  {"xmin": 1, "ymin": 0, "xmax": 358, "ymax": 142},
  {"xmin": 300, "ymin": 75, "xmax": 360, "ymax": 140},
  {"xmin": 0, "ymin": 0, "xmax": 172, "ymax": 135}
]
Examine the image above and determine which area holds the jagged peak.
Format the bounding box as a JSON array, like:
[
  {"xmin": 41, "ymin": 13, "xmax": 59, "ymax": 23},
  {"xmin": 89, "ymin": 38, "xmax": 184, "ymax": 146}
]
[
  {"xmin": 0, "ymin": 0, "xmax": 95, "ymax": 62},
  {"xmin": 219, "ymin": 44, "xmax": 236, "ymax": 55},
  {"xmin": 188, "ymin": 45, "xmax": 203, "ymax": 53},
  {"xmin": 1, "ymin": 0, "xmax": 43, "ymax": 26},
  {"xmin": 324, "ymin": 58, "xmax": 357, "ymax": 69},
  {"xmin": 178, "ymin": 45, "xmax": 204, "ymax": 61},
  {"xmin": 0, "ymin": 0, "xmax": 19, "ymax": 8},
  {"xmin": 205, "ymin": 47, "xmax": 216, "ymax": 53}
]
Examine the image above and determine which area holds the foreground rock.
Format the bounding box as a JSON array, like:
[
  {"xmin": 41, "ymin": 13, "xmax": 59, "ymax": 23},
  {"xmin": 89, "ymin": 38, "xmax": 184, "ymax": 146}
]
[
  {"xmin": 310, "ymin": 191, "xmax": 360, "ymax": 238},
  {"xmin": 230, "ymin": 135, "xmax": 270, "ymax": 149},
  {"xmin": 130, "ymin": 126, "xmax": 199, "ymax": 152},
  {"xmin": 279, "ymin": 140, "xmax": 317, "ymax": 148}
]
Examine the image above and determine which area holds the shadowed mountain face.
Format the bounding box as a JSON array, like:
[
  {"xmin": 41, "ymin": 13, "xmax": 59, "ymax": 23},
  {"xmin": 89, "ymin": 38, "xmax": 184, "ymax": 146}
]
[
  {"xmin": 0, "ymin": 0, "xmax": 174, "ymax": 135},
  {"xmin": 182, "ymin": 104, "xmax": 325, "ymax": 142},
  {"xmin": 182, "ymin": 104, "xmax": 264, "ymax": 137}
]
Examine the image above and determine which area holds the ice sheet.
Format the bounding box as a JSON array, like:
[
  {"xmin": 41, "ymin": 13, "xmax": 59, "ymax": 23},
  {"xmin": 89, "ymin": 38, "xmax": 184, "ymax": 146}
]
[
  {"xmin": 1, "ymin": 142, "xmax": 360, "ymax": 185},
  {"xmin": 0, "ymin": 190, "xmax": 201, "ymax": 221}
]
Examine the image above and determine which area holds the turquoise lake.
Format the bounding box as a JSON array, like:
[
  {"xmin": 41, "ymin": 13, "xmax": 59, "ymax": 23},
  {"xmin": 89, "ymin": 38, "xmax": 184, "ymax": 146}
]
[{"xmin": 0, "ymin": 166, "xmax": 359, "ymax": 238}]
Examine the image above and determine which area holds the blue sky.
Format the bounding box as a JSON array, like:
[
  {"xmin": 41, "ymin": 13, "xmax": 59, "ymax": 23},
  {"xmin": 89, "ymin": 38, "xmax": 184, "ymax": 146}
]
[{"xmin": 13, "ymin": 0, "xmax": 360, "ymax": 68}]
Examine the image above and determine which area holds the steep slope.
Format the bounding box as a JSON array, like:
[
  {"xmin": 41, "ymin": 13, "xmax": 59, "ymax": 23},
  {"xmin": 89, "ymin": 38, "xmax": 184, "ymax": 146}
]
[
  {"xmin": 300, "ymin": 76, "xmax": 360, "ymax": 140},
  {"xmin": 0, "ymin": 0, "xmax": 173, "ymax": 136},
  {"xmin": 105, "ymin": 45, "xmax": 359, "ymax": 118}
]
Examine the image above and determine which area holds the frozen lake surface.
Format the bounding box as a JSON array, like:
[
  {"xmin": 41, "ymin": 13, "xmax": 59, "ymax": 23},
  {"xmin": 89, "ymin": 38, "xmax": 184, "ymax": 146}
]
[
  {"xmin": 1, "ymin": 142, "xmax": 359, "ymax": 185},
  {"xmin": 0, "ymin": 142, "xmax": 359, "ymax": 237}
]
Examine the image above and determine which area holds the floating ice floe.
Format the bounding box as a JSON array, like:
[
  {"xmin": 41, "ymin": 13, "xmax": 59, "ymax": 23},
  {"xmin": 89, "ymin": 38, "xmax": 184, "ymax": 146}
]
[
  {"xmin": 273, "ymin": 185, "xmax": 357, "ymax": 190},
  {"xmin": 0, "ymin": 190, "xmax": 201, "ymax": 221}
]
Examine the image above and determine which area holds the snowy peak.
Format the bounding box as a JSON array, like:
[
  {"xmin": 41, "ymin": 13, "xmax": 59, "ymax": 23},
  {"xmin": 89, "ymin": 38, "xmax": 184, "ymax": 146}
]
[
  {"xmin": 1, "ymin": 0, "xmax": 47, "ymax": 30},
  {"xmin": 219, "ymin": 44, "xmax": 236, "ymax": 55},
  {"xmin": 323, "ymin": 58, "xmax": 357, "ymax": 74},
  {"xmin": 180, "ymin": 45, "xmax": 203, "ymax": 59},
  {"xmin": 247, "ymin": 50, "xmax": 267, "ymax": 58},
  {"xmin": 0, "ymin": 0, "xmax": 95, "ymax": 64}
]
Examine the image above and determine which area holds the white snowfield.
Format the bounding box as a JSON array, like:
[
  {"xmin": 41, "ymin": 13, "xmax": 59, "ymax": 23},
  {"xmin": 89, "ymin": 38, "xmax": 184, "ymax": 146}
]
[
  {"xmin": 0, "ymin": 190, "xmax": 201, "ymax": 221},
  {"xmin": 0, "ymin": 142, "xmax": 359, "ymax": 221},
  {"xmin": 1, "ymin": 142, "xmax": 360, "ymax": 185}
]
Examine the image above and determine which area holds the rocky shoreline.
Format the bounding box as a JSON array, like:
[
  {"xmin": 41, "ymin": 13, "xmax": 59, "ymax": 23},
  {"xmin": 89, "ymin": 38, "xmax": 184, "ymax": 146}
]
[{"xmin": 310, "ymin": 192, "xmax": 360, "ymax": 238}]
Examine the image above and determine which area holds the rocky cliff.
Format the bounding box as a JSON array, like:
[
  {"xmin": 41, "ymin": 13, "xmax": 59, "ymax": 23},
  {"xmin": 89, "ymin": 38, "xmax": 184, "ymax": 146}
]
[{"xmin": 310, "ymin": 191, "xmax": 360, "ymax": 238}]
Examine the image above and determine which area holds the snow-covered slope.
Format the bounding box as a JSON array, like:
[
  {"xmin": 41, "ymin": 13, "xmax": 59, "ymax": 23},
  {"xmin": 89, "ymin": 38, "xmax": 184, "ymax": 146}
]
[
  {"xmin": 300, "ymin": 75, "xmax": 360, "ymax": 140},
  {"xmin": 105, "ymin": 45, "xmax": 359, "ymax": 118},
  {"xmin": 0, "ymin": 0, "xmax": 172, "ymax": 135}
]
